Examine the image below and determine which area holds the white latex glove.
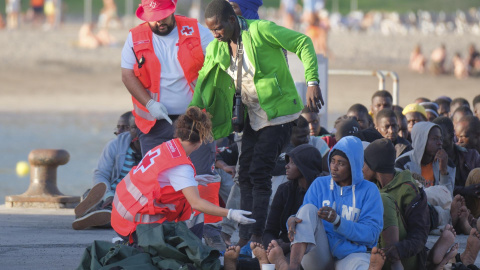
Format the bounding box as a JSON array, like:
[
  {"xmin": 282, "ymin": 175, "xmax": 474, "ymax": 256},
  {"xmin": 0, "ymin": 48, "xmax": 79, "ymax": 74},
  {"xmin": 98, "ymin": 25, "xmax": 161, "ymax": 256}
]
[
  {"xmin": 227, "ymin": 209, "xmax": 256, "ymax": 224},
  {"xmin": 146, "ymin": 99, "xmax": 172, "ymax": 124},
  {"xmin": 194, "ymin": 174, "xmax": 216, "ymax": 186}
]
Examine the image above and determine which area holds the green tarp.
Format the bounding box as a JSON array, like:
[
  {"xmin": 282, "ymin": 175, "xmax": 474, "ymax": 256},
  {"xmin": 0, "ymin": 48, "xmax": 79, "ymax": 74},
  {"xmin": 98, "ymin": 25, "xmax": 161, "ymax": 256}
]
[{"xmin": 77, "ymin": 222, "xmax": 221, "ymax": 270}]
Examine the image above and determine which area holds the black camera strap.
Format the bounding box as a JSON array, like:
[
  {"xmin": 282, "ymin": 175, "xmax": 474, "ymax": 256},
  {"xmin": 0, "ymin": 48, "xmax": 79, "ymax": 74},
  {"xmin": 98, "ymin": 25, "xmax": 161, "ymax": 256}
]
[{"xmin": 235, "ymin": 38, "xmax": 244, "ymax": 95}]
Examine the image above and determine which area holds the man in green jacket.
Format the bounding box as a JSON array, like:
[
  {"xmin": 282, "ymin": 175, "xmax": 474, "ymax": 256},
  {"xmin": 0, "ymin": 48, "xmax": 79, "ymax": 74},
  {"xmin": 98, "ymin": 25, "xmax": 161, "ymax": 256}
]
[{"xmin": 190, "ymin": 0, "xmax": 324, "ymax": 245}]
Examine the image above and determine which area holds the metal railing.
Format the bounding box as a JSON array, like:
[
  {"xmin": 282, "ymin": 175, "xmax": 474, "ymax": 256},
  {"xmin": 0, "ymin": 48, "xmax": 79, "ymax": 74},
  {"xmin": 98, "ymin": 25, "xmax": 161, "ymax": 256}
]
[{"xmin": 328, "ymin": 69, "xmax": 400, "ymax": 105}]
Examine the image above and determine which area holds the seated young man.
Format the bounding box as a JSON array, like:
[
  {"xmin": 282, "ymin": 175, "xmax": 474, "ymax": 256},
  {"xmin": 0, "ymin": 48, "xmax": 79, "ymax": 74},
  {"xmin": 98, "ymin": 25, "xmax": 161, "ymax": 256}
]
[
  {"xmin": 282, "ymin": 136, "xmax": 383, "ymax": 270},
  {"xmin": 395, "ymin": 122, "xmax": 456, "ymax": 233},
  {"xmin": 363, "ymin": 138, "xmax": 430, "ymax": 269},
  {"xmin": 347, "ymin": 103, "xmax": 372, "ymax": 130},
  {"xmin": 375, "ymin": 108, "xmax": 412, "ymax": 158},
  {"xmin": 73, "ymin": 113, "xmax": 142, "ymax": 230},
  {"xmin": 370, "ymin": 90, "xmax": 393, "ymax": 123},
  {"xmin": 449, "ymin": 97, "xmax": 470, "ymax": 118},
  {"xmin": 301, "ymin": 106, "xmax": 329, "ymax": 137},
  {"xmin": 434, "ymin": 116, "xmax": 480, "ymax": 218},
  {"xmin": 263, "ymin": 144, "xmax": 323, "ymax": 253},
  {"xmin": 455, "ymin": 115, "xmax": 480, "ymax": 155},
  {"xmin": 402, "ymin": 103, "xmax": 427, "ymax": 142}
]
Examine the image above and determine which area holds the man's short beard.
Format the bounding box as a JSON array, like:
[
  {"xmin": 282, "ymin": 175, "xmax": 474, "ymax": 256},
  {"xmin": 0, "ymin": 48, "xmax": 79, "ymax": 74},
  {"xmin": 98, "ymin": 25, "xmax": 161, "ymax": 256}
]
[{"xmin": 153, "ymin": 24, "xmax": 175, "ymax": 36}]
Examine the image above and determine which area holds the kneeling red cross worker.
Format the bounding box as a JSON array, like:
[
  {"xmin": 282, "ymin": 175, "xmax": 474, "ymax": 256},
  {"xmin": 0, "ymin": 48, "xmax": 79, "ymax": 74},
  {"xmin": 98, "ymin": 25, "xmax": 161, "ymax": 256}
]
[{"xmin": 111, "ymin": 107, "xmax": 255, "ymax": 244}]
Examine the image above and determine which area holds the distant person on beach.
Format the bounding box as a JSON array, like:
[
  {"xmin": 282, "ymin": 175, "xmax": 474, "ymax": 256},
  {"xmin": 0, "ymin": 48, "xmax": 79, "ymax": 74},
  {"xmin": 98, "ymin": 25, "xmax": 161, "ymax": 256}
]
[
  {"xmin": 121, "ymin": 0, "xmax": 213, "ymax": 155},
  {"xmin": 30, "ymin": 0, "xmax": 45, "ymax": 26},
  {"xmin": 111, "ymin": 107, "xmax": 255, "ymax": 243},
  {"xmin": 6, "ymin": 0, "xmax": 21, "ymax": 30},
  {"xmin": 409, "ymin": 44, "xmax": 426, "ymax": 74},
  {"xmin": 0, "ymin": 14, "xmax": 5, "ymax": 29},
  {"xmin": 280, "ymin": 0, "xmax": 298, "ymax": 30},
  {"xmin": 98, "ymin": 0, "xmax": 122, "ymax": 29},
  {"xmin": 43, "ymin": 0, "xmax": 56, "ymax": 30},
  {"xmin": 190, "ymin": 0, "xmax": 323, "ymax": 247},
  {"xmin": 304, "ymin": 3, "xmax": 329, "ymax": 56},
  {"xmin": 72, "ymin": 113, "xmax": 142, "ymax": 230},
  {"xmin": 467, "ymin": 43, "xmax": 480, "ymax": 76},
  {"xmin": 430, "ymin": 44, "xmax": 447, "ymax": 75},
  {"xmin": 452, "ymin": 52, "xmax": 468, "ymax": 79}
]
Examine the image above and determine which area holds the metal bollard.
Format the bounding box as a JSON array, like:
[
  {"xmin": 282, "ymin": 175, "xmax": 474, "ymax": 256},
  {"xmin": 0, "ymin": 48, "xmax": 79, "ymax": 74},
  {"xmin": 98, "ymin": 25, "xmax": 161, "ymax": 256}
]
[{"xmin": 5, "ymin": 149, "xmax": 80, "ymax": 208}]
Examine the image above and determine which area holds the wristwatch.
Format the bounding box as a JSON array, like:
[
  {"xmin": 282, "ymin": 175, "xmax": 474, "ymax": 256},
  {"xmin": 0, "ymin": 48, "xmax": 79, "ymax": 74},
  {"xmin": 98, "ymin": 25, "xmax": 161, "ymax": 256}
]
[{"xmin": 307, "ymin": 81, "xmax": 319, "ymax": 86}]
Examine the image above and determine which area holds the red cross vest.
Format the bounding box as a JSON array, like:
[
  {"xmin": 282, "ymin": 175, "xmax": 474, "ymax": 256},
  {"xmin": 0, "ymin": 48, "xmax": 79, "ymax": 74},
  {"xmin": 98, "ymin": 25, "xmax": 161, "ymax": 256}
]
[
  {"xmin": 130, "ymin": 15, "xmax": 205, "ymax": 134},
  {"xmin": 111, "ymin": 138, "xmax": 196, "ymax": 239}
]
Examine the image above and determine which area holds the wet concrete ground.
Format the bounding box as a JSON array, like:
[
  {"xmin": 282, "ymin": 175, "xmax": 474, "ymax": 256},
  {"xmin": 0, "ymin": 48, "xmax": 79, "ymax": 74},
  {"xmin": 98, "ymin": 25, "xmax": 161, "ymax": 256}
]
[{"xmin": 0, "ymin": 205, "xmax": 478, "ymax": 269}]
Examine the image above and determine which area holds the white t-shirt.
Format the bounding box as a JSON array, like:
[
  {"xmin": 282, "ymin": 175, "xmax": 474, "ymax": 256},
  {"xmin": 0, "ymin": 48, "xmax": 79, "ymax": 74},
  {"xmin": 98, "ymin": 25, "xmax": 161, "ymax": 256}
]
[
  {"xmin": 157, "ymin": 164, "xmax": 197, "ymax": 192},
  {"xmin": 225, "ymin": 51, "xmax": 300, "ymax": 131},
  {"xmin": 121, "ymin": 23, "xmax": 213, "ymax": 115}
]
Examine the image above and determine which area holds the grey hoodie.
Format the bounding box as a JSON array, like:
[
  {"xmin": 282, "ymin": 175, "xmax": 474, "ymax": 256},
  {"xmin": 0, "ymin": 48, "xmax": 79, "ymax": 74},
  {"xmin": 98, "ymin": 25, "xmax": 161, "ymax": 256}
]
[{"xmin": 395, "ymin": 122, "xmax": 455, "ymax": 195}]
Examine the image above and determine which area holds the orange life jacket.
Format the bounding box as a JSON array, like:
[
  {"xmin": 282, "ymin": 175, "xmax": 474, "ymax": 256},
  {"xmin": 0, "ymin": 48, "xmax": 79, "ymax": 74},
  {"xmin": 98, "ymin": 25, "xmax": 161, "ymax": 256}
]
[
  {"xmin": 130, "ymin": 15, "xmax": 205, "ymax": 134},
  {"xmin": 197, "ymin": 182, "xmax": 222, "ymax": 224},
  {"xmin": 111, "ymin": 138, "xmax": 196, "ymax": 239}
]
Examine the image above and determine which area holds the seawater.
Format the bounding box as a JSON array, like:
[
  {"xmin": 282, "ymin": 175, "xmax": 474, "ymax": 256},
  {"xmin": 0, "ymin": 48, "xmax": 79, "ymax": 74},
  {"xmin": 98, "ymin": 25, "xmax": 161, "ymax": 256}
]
[{"xmin": 0, "ymin": 112, "xmax": 122, "ymax": 204}]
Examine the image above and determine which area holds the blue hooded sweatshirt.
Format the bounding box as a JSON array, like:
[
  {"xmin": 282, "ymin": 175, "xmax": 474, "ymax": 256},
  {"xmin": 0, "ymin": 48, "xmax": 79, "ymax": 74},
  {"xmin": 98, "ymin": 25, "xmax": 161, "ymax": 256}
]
[{"xmin": 301, "ymin": 136, "xmax": 383, "ymax": 260}]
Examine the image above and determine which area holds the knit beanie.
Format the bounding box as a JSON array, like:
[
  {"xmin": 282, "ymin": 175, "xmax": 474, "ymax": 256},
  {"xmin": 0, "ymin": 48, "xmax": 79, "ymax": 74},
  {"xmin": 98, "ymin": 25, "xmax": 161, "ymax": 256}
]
[
  {"xmin": 329, "ymin": 149, "xmax": 348, "ymax": 164},
  {"xmin": 364, "ymin": 138, "xmax": 396, "ymax": 174}
]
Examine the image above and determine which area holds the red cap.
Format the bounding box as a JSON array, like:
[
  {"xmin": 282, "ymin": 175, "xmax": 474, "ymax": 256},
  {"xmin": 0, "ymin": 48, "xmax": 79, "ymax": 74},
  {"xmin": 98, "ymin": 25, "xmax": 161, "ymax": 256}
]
[{"xmin": 136, "ymin": 0, "xmax": 177, "ymax": 22}]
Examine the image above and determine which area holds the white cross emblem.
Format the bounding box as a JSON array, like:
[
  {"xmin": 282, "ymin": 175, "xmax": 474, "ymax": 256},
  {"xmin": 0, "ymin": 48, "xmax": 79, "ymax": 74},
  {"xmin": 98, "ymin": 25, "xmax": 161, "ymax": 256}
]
[
  {"xmin": 181, "ymin": 26, "xmax": 194, "ymax": 36},
  {"xmin": 149, "ymin": 1, "xmax": 157, "ymax": 8}
]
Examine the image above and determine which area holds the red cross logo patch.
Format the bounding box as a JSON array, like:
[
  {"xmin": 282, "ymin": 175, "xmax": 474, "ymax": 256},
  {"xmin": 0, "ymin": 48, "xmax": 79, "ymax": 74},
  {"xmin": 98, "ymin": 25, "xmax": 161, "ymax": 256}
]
[
  {"xmin": 181, "ymin": 26, "xmax": 194, "ymax": 36},
  {"xmin": 134, "ymin": 148, "xmax": 160, "ymax": 174}
]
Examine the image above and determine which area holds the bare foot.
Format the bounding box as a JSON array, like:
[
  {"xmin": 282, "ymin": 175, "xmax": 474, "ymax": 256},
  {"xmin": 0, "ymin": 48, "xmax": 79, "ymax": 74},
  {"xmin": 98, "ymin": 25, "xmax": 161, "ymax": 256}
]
[
  {"xmin": 224, "ymin": 245, "xmax": 240, "ymax": 270},
  {"xmin": 221, "ymin": 232, "xmax": 232, "ymax": 246},
  {"xmin": 250, "ymin": 242, "xmax": 269, "ymax": 265},
  {"xmin": 368, "ymin": 247, "xmax": 386, "ymax": 270},
  {"xmin": 434, "ymin": 243, "xmax": 458, "ymax": 270},
  {"xmin": 458, "ymin": 206, "xmax": 473, "ymax": 234},
  {"xmin": 430, "ymin": 224, "xmax": 456, "ymax": 265},
  {"xmin": 267, "ymin": 240, "xmax": 289, "ymax": 270},
  {"xmin": 460, "ymin": 228, "xmax": 480, "ymax": 265},
  {"xmin": 451, "ymin": 195, "xmax": 463, "ymax": 227}
]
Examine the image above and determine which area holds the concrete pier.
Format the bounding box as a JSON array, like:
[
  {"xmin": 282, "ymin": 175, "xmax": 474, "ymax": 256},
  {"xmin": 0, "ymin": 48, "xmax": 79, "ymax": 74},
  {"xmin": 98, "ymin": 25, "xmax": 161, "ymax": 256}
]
[{"xmin": 0, "ymin": 205, "xmax": 478, "ymax": 270}]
